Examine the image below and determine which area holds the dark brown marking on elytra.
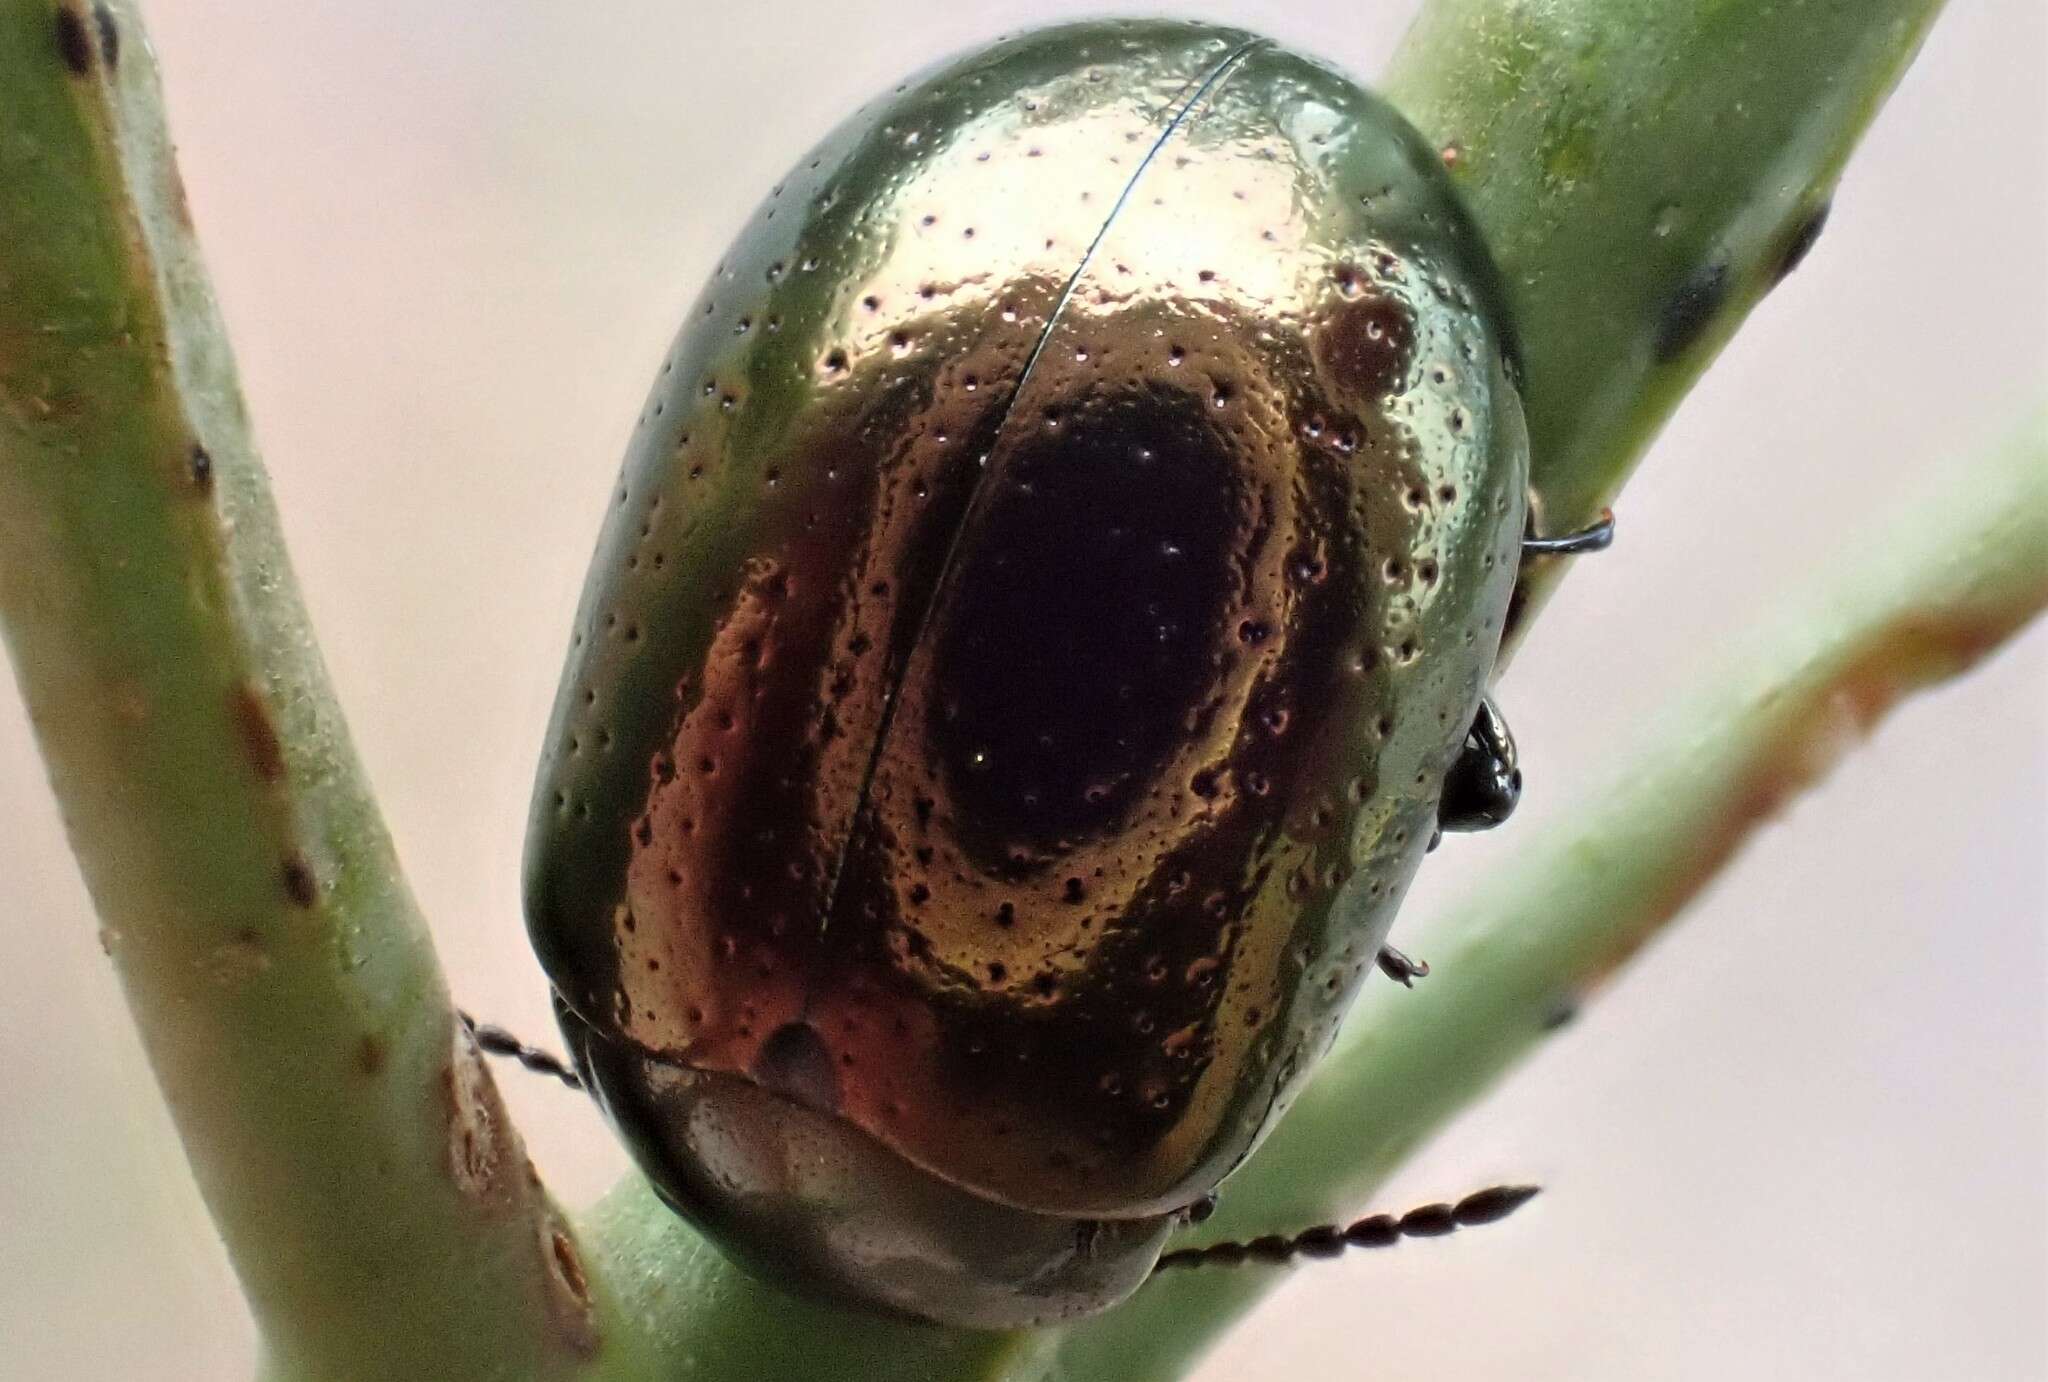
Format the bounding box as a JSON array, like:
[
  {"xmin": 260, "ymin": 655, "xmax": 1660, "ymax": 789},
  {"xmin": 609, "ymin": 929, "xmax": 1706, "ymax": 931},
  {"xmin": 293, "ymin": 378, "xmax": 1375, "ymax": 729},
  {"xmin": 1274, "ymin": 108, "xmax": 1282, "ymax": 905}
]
[
  {"xmin": 188, "ymin": 443, "xmax": 214, "ymax": 492},
  {"xmin": 1318, "ymin": 291, "xmax": 1415, "ymax": 401}
]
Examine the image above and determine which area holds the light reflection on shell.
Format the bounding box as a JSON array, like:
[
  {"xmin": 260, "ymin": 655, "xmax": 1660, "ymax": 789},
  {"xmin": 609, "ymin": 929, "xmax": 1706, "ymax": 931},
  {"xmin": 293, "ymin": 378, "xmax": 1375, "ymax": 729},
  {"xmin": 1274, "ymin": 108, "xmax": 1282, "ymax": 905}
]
[{"xmin": 527, "ymin": 16, "xmax": 1525, "ymax": 1303}]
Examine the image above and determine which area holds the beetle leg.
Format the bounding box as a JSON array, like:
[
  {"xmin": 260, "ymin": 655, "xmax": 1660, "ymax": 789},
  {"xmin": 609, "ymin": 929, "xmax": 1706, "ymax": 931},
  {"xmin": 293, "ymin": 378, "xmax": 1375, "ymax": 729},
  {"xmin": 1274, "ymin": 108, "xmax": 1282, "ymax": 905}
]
[
  {"xmin": 1522, "ymin": 507, "xmax": 1616, "ymax": 558},
  {"xmin": 1438, "ymin": 696, "xmax": 1522, "ymax": 833},
  {"xmin": 462, "ymin": 1011, "xmax": 586, "ymax": 1092},
  {"xmin": 1375, "ymin": 943, "xmax": 1430, "ymax": 986},
  {"xmin": 1151, "ymin": 1184, "xmax": 1540, "ymax": 1273}
]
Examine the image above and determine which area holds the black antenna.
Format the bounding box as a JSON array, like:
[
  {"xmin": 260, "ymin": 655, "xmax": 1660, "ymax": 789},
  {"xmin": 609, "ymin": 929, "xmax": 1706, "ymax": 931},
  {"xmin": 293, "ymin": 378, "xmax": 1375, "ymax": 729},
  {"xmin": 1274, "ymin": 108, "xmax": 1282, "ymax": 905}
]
[
  {"xmin": 1152, "ymin": 1184, "xmax": 1540, "ymax": 1273},
  {"xmin": 461, "ymin": 1011, "xmax": 584, "ymax": 1092}
]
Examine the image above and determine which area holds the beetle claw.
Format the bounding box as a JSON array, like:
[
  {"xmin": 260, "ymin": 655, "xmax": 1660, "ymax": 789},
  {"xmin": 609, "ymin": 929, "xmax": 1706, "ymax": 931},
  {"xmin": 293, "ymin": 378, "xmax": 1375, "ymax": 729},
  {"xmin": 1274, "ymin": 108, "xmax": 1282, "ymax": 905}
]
[
  {"xmin": 1521, "ymin": 507, "xmax": 1616, "ymax": 558},
  {"xmin": 1376, "ymin": 943, "xmax": 1430, "ymax": 986}
]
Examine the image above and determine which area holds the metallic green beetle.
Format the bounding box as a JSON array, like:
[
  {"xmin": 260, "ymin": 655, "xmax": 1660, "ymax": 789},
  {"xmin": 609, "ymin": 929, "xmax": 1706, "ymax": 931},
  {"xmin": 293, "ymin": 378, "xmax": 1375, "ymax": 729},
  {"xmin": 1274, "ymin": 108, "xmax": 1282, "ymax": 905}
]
[{"xmin": 526, "ymin": 18, "xmax": 1546, "ymax": 1328}]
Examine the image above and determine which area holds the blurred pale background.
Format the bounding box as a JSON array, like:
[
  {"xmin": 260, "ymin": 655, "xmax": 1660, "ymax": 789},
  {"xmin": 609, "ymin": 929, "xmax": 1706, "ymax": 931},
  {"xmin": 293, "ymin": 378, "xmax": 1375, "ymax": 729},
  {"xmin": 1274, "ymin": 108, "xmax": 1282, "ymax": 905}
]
[{"xmin": 2, "ymin": 2, "xmax": 2042, "ymax": 1378}]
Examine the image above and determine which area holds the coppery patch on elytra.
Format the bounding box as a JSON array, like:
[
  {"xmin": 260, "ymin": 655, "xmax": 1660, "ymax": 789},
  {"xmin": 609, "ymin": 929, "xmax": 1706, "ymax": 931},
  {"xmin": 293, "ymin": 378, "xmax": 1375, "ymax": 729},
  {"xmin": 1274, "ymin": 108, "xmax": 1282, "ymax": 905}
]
[
  {"xmin": 230, "ymin": 681, "xmax": 286, "ymax": 783},
  {"xmin": 54, "ymin": 4, "xmax": 93, "ymax": 76},
  {"xmin": 1318, "ymin": 290, "xmax": 1414, "ymax": 401},
  {"xmin": 281, "ymin": 853, "xmax": 317, "ymax": 907},
  {"xmin": 356, "ymin": 1033, "xmax": 386, "ymax": 1076}
]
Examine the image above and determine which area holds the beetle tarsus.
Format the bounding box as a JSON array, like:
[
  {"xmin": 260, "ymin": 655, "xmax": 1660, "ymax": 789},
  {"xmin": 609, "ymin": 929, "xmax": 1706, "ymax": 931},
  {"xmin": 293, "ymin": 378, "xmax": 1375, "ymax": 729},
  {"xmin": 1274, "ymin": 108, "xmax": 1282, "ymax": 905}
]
[
  {"xmin": 461, "ymin": 1011, "xmax": 585, "ymax": 1092},
  {"xmin": 1438, "ymin": 696, "xmax": 1521, "ymax": 833},
  {"xmin": 1522, "ymin": 508, "xmax": 1615, "ymax": 558},
  {"xmin": 1150, "ymin": 1184, "xmax": 1540, "ymax": 1273},
  {"xmin": 1376, "ymin": 943, "xmax": 1430, "ymax": 986}
]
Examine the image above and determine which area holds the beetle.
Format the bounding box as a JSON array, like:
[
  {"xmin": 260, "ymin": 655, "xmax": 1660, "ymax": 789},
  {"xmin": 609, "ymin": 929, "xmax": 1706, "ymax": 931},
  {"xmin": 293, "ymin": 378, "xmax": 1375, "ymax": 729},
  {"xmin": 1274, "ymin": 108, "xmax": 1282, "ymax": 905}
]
[{"xmin": 522, "ymin": 18, "xmax": 1609, "ymax": 1328}]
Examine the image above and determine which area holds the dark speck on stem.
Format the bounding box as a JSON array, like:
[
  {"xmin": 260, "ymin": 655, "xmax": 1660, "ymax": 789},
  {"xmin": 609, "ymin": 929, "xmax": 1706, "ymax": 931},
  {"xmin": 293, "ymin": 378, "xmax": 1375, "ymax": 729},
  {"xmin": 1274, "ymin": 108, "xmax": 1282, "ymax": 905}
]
[
  {"xmin": 1653, "ymin": 256, "xmax": 1729, "ymax": 363},
  {"xmin": 1771, "ymin": 200, "xmax": 1832, "ymax": 286},
  {"xmin": 189, "ymin": 443, "xmax": 214, "ymax": 492},
  {"xmin": 282, "ymin": 853, "xmax": 318, "ymax": 907},
  {"xmin": 91, "ymin": 2, "xmax": 118, "ymax": 68},
  {"xmin": 54, "ymin": 5, "xmax": 93, "ymax": 75}
]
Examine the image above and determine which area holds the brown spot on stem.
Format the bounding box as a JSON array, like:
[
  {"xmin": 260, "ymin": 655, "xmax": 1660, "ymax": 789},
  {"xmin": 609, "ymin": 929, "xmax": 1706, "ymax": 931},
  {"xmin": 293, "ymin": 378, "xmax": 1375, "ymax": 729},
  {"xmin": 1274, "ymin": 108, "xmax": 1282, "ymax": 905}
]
[
  {"xmin": 442, "ymin": 1040, "xmax": 503, "ymax": 1200},
  {"xmin": 231, "ymin": 682, "xmax": 285, "ymax": 783},
  {"xmin": 1578, "ymin": 608, "xmax": 2030, "ymax": 995},
  {"xmin": 537, "ymin": 1210, "xmax": 601, "ymax": 1356},
  {"xmin": 550, "ymin": 1229, "xmax": 589, "ymax": 1304},
  {"xmin": 54, "ymin": 5, "xmax": 93, "ymax": 75},
  {"xmin": 165, "ymin": 163, "xmax": 195, "ymax": 231},
  {"xmin": 205, "ymin": 929, "xmax": 271, "ymax": 983},
  {"xmin": 281, "ymin": 853, "xmax": 317, "ymax": 906}
]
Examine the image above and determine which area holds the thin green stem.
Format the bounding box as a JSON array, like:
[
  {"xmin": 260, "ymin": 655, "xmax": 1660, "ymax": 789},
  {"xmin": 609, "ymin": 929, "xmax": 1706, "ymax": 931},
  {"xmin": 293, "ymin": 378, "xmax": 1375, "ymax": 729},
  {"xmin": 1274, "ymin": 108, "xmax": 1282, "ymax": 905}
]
[
  {"xmin": 0, "ymin": 0, "xmax": 2002, "ymax": 1377},
  {"xmin": 1384, "ymin": 0, "xmax": 1949, "ymax": 646},
  {"xmin": 0, "ymin": 3, "xmax": 611, "ymax": 1376}
]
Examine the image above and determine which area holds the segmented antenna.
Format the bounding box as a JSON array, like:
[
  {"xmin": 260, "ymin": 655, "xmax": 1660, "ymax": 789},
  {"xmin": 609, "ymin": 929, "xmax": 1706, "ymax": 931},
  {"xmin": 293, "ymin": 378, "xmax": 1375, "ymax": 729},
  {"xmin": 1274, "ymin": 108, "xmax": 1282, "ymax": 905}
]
[
  {"xmin": 461, "ymin": 1011, "xmax": 584, "ymax": 1092},
  {"xmin": 1152, "ymin": 1184, "xmax": 1540, "ymax": 1273}
]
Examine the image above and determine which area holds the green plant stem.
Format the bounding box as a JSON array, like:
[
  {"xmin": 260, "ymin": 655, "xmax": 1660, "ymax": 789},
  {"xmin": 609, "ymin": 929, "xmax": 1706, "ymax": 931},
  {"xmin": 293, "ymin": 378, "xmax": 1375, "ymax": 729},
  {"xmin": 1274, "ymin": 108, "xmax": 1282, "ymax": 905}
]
[
  {"xmin": 1384, "ymin": 0, "xmax": 1948, "ymax": 646},
  {"xmin": 0, "ymin": 4, "xmax": 614, "ymax": 1377},
  {"xmin": 0, "ymin": 0, "xmax": 1998, "ymax": 1377},
  {"xmin": 1044, "ymin": 406, "xmax": 2047, "ymax": 1381}
]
